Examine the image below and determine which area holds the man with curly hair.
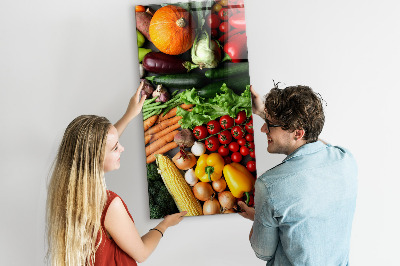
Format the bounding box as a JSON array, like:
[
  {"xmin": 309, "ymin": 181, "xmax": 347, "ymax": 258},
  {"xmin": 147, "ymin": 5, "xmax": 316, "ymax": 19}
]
[{"xmin": 238, "ymin": 85, "xmax": 358, "ymax": 266}]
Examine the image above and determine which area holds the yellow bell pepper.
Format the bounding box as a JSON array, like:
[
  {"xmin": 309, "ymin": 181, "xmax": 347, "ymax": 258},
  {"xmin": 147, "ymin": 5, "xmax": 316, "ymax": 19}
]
[
  {"xmin": 195, "ymin": 153, "xmax": 224, "ymax": 182},
  {"xmin": 223, "ymin": 162, "xmax": 255, "ymax": 199}
]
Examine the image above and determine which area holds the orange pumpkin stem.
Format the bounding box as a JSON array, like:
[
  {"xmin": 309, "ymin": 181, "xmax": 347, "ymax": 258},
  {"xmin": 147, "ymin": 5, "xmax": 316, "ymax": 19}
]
[{"xmin": 176, "ymin": 17, "xmax": 187, "ymax": 28}]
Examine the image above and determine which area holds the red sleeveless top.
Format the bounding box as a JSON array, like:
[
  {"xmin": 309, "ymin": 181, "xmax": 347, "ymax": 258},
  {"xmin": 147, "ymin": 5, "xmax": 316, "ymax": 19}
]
[{"xmin": 94, "ymin": 190, "xmax": 138, "ymax": 266}]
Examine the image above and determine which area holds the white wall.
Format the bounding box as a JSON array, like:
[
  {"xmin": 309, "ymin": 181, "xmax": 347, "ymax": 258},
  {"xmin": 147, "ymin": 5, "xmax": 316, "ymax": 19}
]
[{"xmin": 1, "ymin": 0, "xmax": 399, "ymax": 265}]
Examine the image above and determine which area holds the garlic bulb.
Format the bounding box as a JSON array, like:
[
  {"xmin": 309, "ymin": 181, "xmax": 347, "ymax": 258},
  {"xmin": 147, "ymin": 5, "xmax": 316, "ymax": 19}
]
[
  {"xmin": 184, "ymin": 168, "xmax": 198, "ymax": 186},
  {"xmin": 191, "ymin": 141, "xmax": 206, "ymax": 156}
]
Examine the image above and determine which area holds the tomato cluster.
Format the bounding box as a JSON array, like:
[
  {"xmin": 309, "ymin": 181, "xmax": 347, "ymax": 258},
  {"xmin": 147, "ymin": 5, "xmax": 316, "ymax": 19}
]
[{"xmin": 192, "ymin": 111, "xmax": 256, "ymax": 174}]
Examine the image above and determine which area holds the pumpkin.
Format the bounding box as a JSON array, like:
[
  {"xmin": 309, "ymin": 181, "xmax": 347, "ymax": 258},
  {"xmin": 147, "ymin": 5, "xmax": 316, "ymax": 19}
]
[{"xmin": 149, "ymin": 5, "xmax": 196, "ymax": 55}]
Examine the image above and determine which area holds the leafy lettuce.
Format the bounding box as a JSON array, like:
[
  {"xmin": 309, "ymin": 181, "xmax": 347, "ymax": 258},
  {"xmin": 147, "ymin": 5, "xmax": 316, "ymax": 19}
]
[{"xmin": 177, "ymin": 84, "xmax": 252, "ymax": 129}]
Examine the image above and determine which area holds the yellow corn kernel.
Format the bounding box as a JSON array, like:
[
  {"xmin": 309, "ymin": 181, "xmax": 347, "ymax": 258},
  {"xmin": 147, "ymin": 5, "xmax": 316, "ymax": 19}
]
[{"xmin": 155, "ymin": 154, "xmax": 203, "ymax": 216}]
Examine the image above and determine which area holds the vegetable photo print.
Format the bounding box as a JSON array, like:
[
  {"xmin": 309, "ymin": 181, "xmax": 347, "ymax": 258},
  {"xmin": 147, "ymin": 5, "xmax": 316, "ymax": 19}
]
[{"xmin": 135, "ymin": 0, "xmax": 256, "ymax": 219}]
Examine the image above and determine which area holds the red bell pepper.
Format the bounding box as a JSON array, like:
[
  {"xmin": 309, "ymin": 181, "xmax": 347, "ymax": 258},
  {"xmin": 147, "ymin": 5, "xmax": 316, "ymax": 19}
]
[{"xmin": 223, "ymin": 32, "xmax": 248, "ymax": 63}]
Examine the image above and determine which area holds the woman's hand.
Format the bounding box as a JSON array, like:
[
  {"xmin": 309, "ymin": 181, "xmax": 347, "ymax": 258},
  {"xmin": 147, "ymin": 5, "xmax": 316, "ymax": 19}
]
[
  {"xmin": 162, "ymin": 211, "xmax": 187, "ymax": 228},
  {"xmin": 250, "ymin": 85, "xmax": 266, "ymax": 119},
  {"xmin": 114, "ymin": 81, "xmax": 147, "ymax": 136}
]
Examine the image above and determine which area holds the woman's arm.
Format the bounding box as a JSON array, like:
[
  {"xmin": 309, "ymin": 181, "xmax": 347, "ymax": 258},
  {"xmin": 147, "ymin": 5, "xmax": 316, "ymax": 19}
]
[
  {"xmin": 104, "ymin": 197, "xmax": 186, "ymax": 263},
  {"xmin": 114, "ymin": 81, "xmax": 147, "ymax": 137}
]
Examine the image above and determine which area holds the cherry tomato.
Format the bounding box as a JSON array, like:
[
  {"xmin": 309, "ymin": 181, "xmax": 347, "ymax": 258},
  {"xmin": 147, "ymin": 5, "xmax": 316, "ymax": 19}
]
[
  {"xmin": 218, "ymin": 130, "xmax": 232, "ymax": 145},
  {"xmin": 231, "ymin": 152, "xmax": 242, "ymax": 162},
  {"xmin": 205, "ymin": 136, "xmax": 220, "ymax": 151},
  {"xmin": 135, "ymin": 5, "xmax": 146, "ymax": 12},
  {"xmin": 218, "ymin": 145, "xmax": 230, "ymax": 157},
  {"xmin": 249, "ymin": 149, "xmax": 256, "ymax": 158},
  {"xmin": 219, "ymin": 21, "xmax": 230, "ymax": 33},
  {"xmin": 245, "ymin": 133, "xmax": 254, "ymax": 142},
  {"xmin": 235, "ymin": 110, "xmax": 246, "ymax": 124},
  {"xmin": 245, "ymin": 120, "xmax": 253, "ymax": 133},
  {"xmin": 228, "ymin": 142, "xmax": 239, "ymax": 152},
  {"xmin": 246, "ymin": 160, "xmax": 256, "ymax": 172},
  {"xmin": 211, "ymin": 29, "xmax": 219, "ymax": 38},
  {"xmin": 207, "ymin": 120, "xmax": 221, "ymax": 134},
  {"xmin": 193, "ymin": 125, "xmax": 208, "ymax": 140},
  {"xmin": 247, "ymin": 141, "xmax": 255, "ymax": 149},
  {"xmin": 220, "ymin": 115, "xmax": 234, "ymax": 129},
  {"xmin": 205, "ymin": 13, "xmax": 221, "ymax": 29},
  {"xmin": 223, "ymin": 156, "xmax": 232, "ymax": 165},
  {"xmin": 240, "ymin": 146, "xmax": 249, "ymax": 156},
  {"xmin": 231, "ymin": 125, "xmax": 245, "ymax": 139},
  {"xmin": 237, "ymin": 138, "xmax": 246, "ymax": 146},
  {"xmin": 218, "ymin": 8, "xmax": 231, "ymax": 20},
  {"xmin": 211, "ymin": 3, "xmax": 223, "ymax": 13}
]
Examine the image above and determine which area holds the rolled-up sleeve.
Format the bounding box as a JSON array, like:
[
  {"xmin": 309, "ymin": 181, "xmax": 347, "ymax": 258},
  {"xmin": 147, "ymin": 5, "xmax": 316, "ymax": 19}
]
[{"xmin": 250, "ymin": 179, "xmax": 279, "ymax": 261}]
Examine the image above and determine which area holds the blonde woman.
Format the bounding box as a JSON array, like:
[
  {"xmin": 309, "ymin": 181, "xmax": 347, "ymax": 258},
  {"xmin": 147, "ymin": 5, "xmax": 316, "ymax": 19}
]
[{"xmin": 46, "ymin": 82, "xmax": 186, "ymax": 266}]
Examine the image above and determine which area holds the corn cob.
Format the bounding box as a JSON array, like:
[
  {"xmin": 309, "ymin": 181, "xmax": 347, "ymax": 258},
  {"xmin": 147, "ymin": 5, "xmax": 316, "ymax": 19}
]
[{"xmin": 155, "ymin": 154, "xmax": 203, "ymax": 216}]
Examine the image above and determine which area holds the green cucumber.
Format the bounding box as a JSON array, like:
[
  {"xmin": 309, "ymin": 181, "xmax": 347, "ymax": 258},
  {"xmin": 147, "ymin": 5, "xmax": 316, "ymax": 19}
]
[
  {"xmin": 197, "ymin": 75, "xmax": 250, "ymax": 98},
  {"xmin": 204, "ymin": 62, "xmax": 249, "ymax": 79},
  {"xmin": 146, "ymin": 73, "xmax": 207, "ymax": 89}
]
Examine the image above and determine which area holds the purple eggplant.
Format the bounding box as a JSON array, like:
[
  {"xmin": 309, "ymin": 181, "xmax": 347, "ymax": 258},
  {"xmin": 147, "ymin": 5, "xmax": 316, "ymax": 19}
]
[{"xmin": 142, "ymin": 52, "xmax": 198, "ymax": 74}]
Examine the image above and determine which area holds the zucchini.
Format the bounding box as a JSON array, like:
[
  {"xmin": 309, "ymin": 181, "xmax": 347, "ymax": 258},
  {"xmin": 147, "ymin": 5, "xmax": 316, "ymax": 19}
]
[
  {"xmin": 197, "ymin": 75, "xmax": 250, "ymax": 98},
  {"xmin": 204, "ymin": 62, "xmax": 249, "ymax": 79},
  {"xmin": 146, "ymin": 73, "xmax": 207, "ymax": 89}
]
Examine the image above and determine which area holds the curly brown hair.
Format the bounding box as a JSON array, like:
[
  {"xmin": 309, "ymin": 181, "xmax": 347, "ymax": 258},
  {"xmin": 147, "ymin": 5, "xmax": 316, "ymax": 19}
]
[{"xmin": 264, "ymin": 85, "xmax": 325, "ymax": 143}]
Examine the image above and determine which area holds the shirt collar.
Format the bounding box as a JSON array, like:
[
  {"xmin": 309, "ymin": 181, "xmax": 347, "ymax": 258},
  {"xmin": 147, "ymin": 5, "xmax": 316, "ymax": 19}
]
[{"xmin": 283, "ymin": 141, "xmax": 327, "ymax": 163}]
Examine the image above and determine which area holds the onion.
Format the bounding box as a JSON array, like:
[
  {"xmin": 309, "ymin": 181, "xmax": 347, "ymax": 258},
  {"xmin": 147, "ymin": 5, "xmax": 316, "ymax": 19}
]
[
  {"xmin": 203, "ymin": 198, "xmax": 221, "ymax": 215},
  {"xmin": 192, "ymin": 182, "xmax": 214, "ymax": 201},
  {"xmin": 172, "ymin": 150, "xmax": 197, "ymax": 170},
  {"xmin": 218, "ymin": 191, "xmax": 237, "ymax": 210},
  {"xmin": 212, "ymin": 178, "xmax": 227, "ymax": 193}
]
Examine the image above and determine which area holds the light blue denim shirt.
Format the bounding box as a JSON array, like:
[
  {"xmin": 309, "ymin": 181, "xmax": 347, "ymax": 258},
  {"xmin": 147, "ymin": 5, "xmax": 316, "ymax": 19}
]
[{"xmin": 250, "ymin": 141, "xmax": 357, "ymax": 266}]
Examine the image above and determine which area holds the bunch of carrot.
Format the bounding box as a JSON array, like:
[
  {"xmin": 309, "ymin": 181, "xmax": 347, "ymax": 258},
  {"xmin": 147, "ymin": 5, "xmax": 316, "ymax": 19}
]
[{"xmin": 143, "ymin": 103, "xmax": 194, "ymax": 163}]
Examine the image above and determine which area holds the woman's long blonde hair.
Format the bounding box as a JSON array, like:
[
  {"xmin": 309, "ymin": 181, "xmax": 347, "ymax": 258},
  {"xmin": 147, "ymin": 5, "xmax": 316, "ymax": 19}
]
[{"xmin": 46, "ymin": 115, "xmax": 111, "ymax": 266}]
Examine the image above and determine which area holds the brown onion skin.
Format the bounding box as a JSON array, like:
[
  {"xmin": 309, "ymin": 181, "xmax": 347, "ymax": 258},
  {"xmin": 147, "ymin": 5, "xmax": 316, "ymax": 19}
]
[
  {"xmin": 218, "ymin": 191, "xmax": 237, "ymax": 210},
  {"xmin": 193, "ymin": 182, "xmax": 214, "ymax": 201},
  {"xmin": 172, "ymin": 151, "xmax": 197, "ymax": 170},
  {"xmin": 203, "ymin": 198, "xmax": 221, "ymax": 215},
  {"xmin": 222, "ymin": 208, "xmax": 236, "ymax": 214},
  {"xmin": 212, "ymin": 178, "xmax": 227, "ymax": 192}
]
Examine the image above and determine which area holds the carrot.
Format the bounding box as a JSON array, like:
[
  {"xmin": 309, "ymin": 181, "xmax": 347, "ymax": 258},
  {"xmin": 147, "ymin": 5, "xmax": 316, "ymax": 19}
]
[
  {"xmin": 146, "ymin": 142, "xmax": 178, "ymax": 163},
  {"xmin": 144, "ymin": 135, "xmax": 152, "ymax": 145},
  {"xmin": 145, "ymin": 116, "xmax": 181, "ymax": 136},
  {"xmin": 158, "ymin": 103, "xmax": 195, "ymax": 123},
  {"xmin": 143, "ymin": 115, "xmax": 158, "ymax": 131},
  {"xmin": 147, "ymin": 123, "xmax": 181, "ymax": 144},
  {"xmin": 145, "ymin": 130, "xmax": 179, "ymax": 156}
]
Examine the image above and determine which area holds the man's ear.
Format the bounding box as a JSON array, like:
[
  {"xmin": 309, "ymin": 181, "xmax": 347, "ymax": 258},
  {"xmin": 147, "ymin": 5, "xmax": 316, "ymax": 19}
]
[{"xmin": 294, "ymin": 129, "xmax": 305, "ymax": 141}]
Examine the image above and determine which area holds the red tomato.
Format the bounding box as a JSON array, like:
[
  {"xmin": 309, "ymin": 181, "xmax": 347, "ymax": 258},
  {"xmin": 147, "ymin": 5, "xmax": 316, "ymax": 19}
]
[
  {"xmin": 249, "ymin": 149, "xmax": 256, "ymax": 158},
  {"xmin": 235, "ymin": 110, "xmax": 246, "ymax": 124},
  {"xmin": 245, "ymin": 120, "xmax": 253, "ymax": 133},
  {"xmin": 218, "ymin": 145, "xmax": 230, "ymax": 157},
  {"xmin": 247, "ymin": 141, "xmax": 255, "ymax": 149},
  {"xmin": 231, "ymin": 125, "xmax": 245, "ymax": 139},
  {"xmin": 218, "ymin": 130, "xmax": 232, "ymax": 145},
  {"xmin": 246, "ymin": 160, "xmax": 256, "ymax": 172},
  {"xmin": 205, "ymin": 13, "xmax": 221, "ymax": 29},
  {"xmin": 220, "ymin": 115, "xmax": 234, "ymax": 129},
  {"xmin": 245, "ymin": 133, "xmax": 254, "ymax": 142},
  {"xmin": 218, "ymin": 8, "xmax": 231, "ymax": 20},
  {"xmin": 223, "ymin": 156, "xmax": 232, "ymax": 164},
  {"xmin": 211, "ymin": 29, "xmax": 219, "ymax": 38},
  {"xmin": 228, "ymin": 142, "xmax": 239, "ymax": 152},
  {"xmin": 237, "ymin": 138, "xmax": 246, "ymax": 146},
  {"xmin": 240, "ymin": 146, "xmax": 249, "ymax": 156},
  {"xmin": 205, "ymin": 136, "xmax": 220, "ymax": 151},
  {"xmin": 219, "ymin": 21, "xmax": 230, "ymax": 33},
  {"xmin": 231, "ymin": 152, "xmax": 242, "ymax": 162},
  {"xmin": 193, "ymin": 125, "xmax": 208, "ymax": 140},
  {"xmin": 207, "ymin": 120, "xmax": 221, "ymax": 134}
]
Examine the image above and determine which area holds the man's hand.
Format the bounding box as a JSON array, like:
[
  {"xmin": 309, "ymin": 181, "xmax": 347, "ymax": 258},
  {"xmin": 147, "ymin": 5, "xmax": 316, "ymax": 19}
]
[
  {"xmin": 250, "ymin": 85, "xmax": 265, "ymax": 119},
  {"xmin": 237, "ymin": 201, "xmax": 255, "ymax": 221}
]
